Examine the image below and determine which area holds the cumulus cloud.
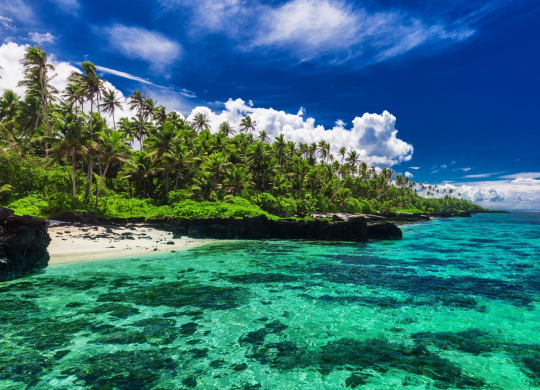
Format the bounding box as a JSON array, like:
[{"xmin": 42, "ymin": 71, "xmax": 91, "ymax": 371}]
[
  {"xmin": 433, "ymin": 172, "xmax": 540, "ymax": 209},
  {"xmin": 103, "ymin": 25, "xmax": 182, "ymax": 69},
  {"xmin": 29, "ymin": 32, "xmax": 56, "ymax": 44},
  {"xmin": 405, "ymin": 171, "xmax": 413, "ymax": 178},
  {"xmin": 186, "ymin": 98, "xmax": 413, "ymax": 166}
]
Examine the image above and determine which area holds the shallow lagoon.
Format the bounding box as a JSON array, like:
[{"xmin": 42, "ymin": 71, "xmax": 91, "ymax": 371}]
[{"xmin": 1, "ymin": 213, "xmax": 539, "ymax": 389}]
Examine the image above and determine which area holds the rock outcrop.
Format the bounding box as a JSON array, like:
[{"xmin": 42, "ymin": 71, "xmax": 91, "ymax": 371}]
[
  {"xmin": 367, "ymin": 222, "xmax": 403, "ymax": 240},
  {"xmin": 0, "ymin": 208, "xmax": 51, "ymax": 281},
  {"xmin": 53, "ymin": 212, "xmax": 404, "ymax": 242}
]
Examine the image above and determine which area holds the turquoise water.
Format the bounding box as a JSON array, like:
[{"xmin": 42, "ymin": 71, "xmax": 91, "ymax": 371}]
[{"xmin": 1, "ymin": 213, "xmax": 539, "ymax": 389}]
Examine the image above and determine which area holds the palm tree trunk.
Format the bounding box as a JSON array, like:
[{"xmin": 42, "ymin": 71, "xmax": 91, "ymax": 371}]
[
  {"xmin": 96, "ymin": 163, "xmax": 110, "ymax": 207},
  {"xmin": 165, "ymin": 171, "xmax": 169, "ymax": 196},
  {"xmin": 41, "ymin": 89, "xmax": 50, "ymax": 160},
  {"xmin": 174, "ymin": 171, "xmax": 180, "ymax": 191},
  {"xmin": 112, "ymin": 111, "xmax": 116, "ymax": 130},
  {"xmin": 71, "ymin": 152, "xmax": 77, "ymax": 197},
  {"xmin": 87, "ymin": 100, "xmax": 94, "ymax": 198}
]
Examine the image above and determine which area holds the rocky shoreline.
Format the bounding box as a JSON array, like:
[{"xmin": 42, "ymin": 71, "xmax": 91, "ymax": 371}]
[{"xmin": 1, "ymin": 207, "xmax": 502, "ymax": 281}]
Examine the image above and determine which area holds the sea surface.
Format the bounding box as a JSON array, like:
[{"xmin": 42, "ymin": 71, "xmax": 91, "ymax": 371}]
[{"xmin": 1, "ymin": 213, "xmax": 539, "ymax": 389}]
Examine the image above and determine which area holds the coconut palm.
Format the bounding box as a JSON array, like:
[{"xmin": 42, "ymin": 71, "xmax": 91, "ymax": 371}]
[
  {"xmin": 219, "ymin": 121, "xmax": 236, "ymax": 137},
  {"xmin": 68, "ymin": 61, "xmax": 105, "ymax": 196},
  {"xmin": 257, "ymin": 130, "xmax": 271, "ymax": 143},
  {"xmin": 224, "ymin": 166, "xmax": 252, "ymax": 196},
  {"xmin": 191, "ymin": 112, "xmax": 210, "ymax": 132},
  {"xmin": 48, "ymin": 113, "xmax": 95, "ymax": 197},
  {"xmin": 18, "ymin": 46, "xmax": 57, "ymax": 159},
  {"xmin": 239, "ymin": 115, "xmax": 257, "ymax": 133},
  {"xmin": 95, "ymin": 129, "xmax": 130, "ymax": 205},
  {"xmin": 100, "ymin": 89, "xmax": 123, "ymax": 130},
  {"xmin": 0, "ymin": 90, "xmax": 20, "ymax": 133}
]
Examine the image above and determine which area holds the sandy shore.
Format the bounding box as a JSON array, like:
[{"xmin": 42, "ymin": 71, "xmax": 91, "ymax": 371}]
[{"xmin": 48, "ymin": 223, "xmax": 215, "ymax": 264}]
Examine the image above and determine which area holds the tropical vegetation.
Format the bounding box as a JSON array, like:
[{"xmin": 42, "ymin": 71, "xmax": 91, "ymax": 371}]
[{"xmin": 0, "ymin": 46, "xmax": 487, "ymax": 220}]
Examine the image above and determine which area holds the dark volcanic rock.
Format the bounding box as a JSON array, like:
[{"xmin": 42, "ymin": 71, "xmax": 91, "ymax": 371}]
[
  {"xmin": 151, "ymin": 215, "xmax": 400, "ymax": 242},
  {"xmin": 0, "ymin": 207, "xmax": 51, "ymax": 281},
  {"xmin": 367, "ymin": 222, "xmax": 403, "ymax": 240}
]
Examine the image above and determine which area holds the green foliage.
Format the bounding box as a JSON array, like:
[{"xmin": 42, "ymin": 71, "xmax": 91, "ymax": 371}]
[
  {"xmin": 6, "ymin": 194, "xmax": 49, "ymax": 218},
  {"xmin": 0, "ymin": 50, "xmax": 488, "ymax": 219}
]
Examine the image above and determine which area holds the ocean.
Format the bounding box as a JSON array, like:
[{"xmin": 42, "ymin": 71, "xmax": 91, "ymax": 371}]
[{"xmin": 1, "ymin": 213, "xmax": 539, "ymax": 389}]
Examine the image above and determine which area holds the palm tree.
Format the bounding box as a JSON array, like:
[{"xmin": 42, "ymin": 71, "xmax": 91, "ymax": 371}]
[
  {"xmin": 18, "ymin": 46, "xmax": 57, "ymax": 159},
  {"xmin": 0, "ymin": 90, "xmax": 20, "ymax": 133},
  {"xmin": 338, "ymin": 147, "xmax": 346, "ymax": 163},
  {"xmin": 200, "ymin": 153, "xmax": 231, "ymax": 192},
  {"xmin": 17, "ymin": 96, "xmax": 41, "ymax": 139},
  {"xmin": 154, "ymin": 105, "xmax": 167, "ymax": 125},
  {"xmin": 146, "ymin": 122, "xmax": 179, "ymax": 195},
  {"xmin": 69, "ymin": 61, "xmax": 105, "ymax": 196},
  {"xmin": 257, "ymin": 130, "xmax": 271, "ymax": 143},
  {"xmin": 239, "ymin": 115, "xmax": 257, "ymax": 133},
  {"xmin": 192, "ymin": 112, "xmax": 210, "ymax": 132},
  {"xmin": 95, "ymin": 129, "xmax": 130, "ymax": 205},
  {"xmin": 169, "ymin": 143, "xmax": 197, "ymax": 191},
  {"xmin": 346, "ymin": 150, "xmax": 359, "ymax": 174},
  {"xmin": 48, "ymin": 113, "xmax": 94, "ymax": 197},
  {"xmin": 100, "ymin": 89, "xmax": 123, "ymax": 130},
  {"xmin": 224, "ymin": 166, "xmax": 252, "ymax": 196},
  {"xmin": 219, "ymin": 121, "xmax": 236, "ymax": 137}
]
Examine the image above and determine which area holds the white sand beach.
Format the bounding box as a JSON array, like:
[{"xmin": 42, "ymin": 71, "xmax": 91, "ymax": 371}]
[{"xmin": 48, "ymin": 224, "xmax": 215, "ymax": 264}]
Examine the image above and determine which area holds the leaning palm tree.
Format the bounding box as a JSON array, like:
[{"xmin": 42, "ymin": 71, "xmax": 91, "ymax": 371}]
[
  {"xmin": 100, "ymin": 89, "xmax": 123, "ymax": 130},
  {"xmin": 18, "ymin": 46, "xmax": 57, "ymax": 159},
  {"xmin": 191, "ymin": 112, "xmax": 210, "ymax": 132},
  {"xmin": 239, "ymin": 115, "xmax": 257, "ymax": 133}
]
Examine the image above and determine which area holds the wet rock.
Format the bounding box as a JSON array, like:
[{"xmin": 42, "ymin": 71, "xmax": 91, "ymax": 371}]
[{"xmin": 0, "ymin": 207, "xmax": 51, "ymax": 281}]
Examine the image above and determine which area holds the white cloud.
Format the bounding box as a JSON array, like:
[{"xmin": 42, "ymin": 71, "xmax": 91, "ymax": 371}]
[
  {"xmin": 167, "ymin": 0, "xmax": 481, "ymax": 65},
  {"xmin": 0, "ymin": 16, "xmax": 15, "ymax": 31},
  {"xmin": 52, "ymin": 0, "xmax": 80, "ymax": 13},
  {"xmin": 409, "ymin": 166, "xmax": 420, "ymax": 170},
  {"xmin": 186, "ymin": 98, "xmax": 413, "ymax": 166},
  {"xmin": 335, "ymin": 119, "xmax": 346, "ymax": 127},
  {"xmin": 103, "ymin": 25, "xmax": 182, "ymax": 69},
  {"xmin": 462, "ymin": 171, "xmax": 506, "ymax": 179},
  {"xmin": 433, "ymin": 174, "xmax": 540, "ymax": 210},
  {"xmin": 95, "ymin": 65, "xmax": 157, "ymax": 86},
  {"xmin": 405, "ymin": 171, "xmax": 413, "ymax": 178},
  {"xmin": 0, "ymin": 1, "xmax": 35, "ymax": 23},
  {"xmin": 29, "ymin": 32, "xmax": 56, "ymax": 44},
  {"xmin": 499, "ymin": 172, "xmax": 540, "ymax": 180}
]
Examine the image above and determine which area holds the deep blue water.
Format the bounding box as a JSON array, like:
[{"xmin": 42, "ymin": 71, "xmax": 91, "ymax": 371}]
[{"xmin": 0, "ymin": 213, "xmax": 539, "ymax": 389}]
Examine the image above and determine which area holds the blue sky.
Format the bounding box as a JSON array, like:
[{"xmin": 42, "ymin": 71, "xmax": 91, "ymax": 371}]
[{"xmin": 0, "ymin": 0, "xmax": 539, "ymax": 208}]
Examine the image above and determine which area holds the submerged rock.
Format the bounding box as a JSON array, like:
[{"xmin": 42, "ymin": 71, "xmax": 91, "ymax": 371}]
[{"xmin": 0, "ymin": 208, "xmax": 51, "ymax": 281}]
